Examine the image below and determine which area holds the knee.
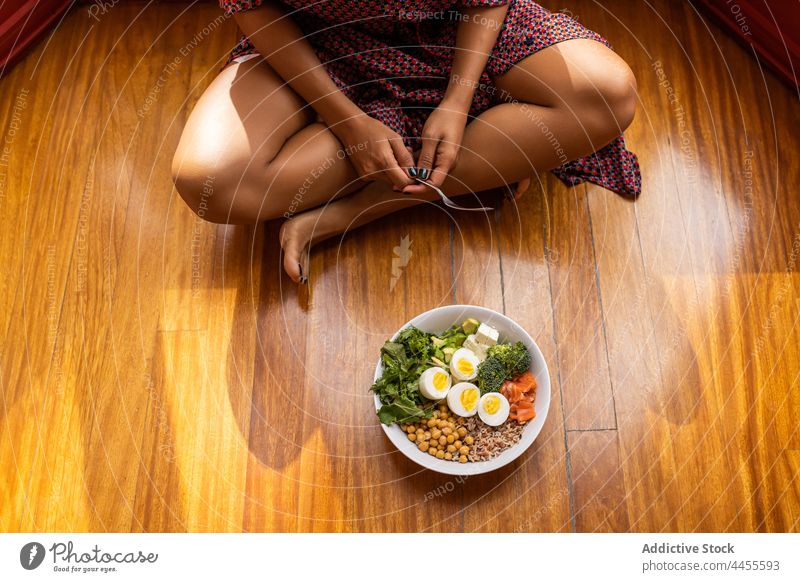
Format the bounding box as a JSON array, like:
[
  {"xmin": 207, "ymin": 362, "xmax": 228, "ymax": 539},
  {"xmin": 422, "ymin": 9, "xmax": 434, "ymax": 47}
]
[
  {"xmin": 171, "ymin": 152, "xmax": 248, "ymax": 225},
  {"xmin": 605, "ymin": 64, "xmax": 637, "ymax": 131},
  {"xmin": 576, "ymin": 62, "xmax": 638, "ymax": 133}
]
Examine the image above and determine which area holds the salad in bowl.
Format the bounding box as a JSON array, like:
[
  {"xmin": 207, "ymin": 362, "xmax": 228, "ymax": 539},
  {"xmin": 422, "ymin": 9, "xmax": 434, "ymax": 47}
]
[{"xmin": 372, "ymin": 305, "xmax": 550, "ymax": 475}]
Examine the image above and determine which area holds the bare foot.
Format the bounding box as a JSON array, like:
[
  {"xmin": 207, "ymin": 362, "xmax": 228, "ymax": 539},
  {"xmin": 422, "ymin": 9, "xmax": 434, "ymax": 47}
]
[{"xmin": 279, "ymin": 213, "xmax": 316, "ymax": 283}]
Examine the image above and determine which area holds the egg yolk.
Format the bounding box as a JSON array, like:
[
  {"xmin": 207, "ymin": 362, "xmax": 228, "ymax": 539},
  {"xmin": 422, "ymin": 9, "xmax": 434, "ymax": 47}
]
[
  {"xmin": 456, "ymin": 359, "xmax": 474, "ymax": 376},
  {"xmin": 483, "ymin": 395, "xmax": 501, "ymax": 415},
  {"xmin": 433, "ymin": 372, "xmax": 448, "ymax": 391},
  {"xmin": 460, "ymin": 388, "xmax": 479, "ymax": 411}
]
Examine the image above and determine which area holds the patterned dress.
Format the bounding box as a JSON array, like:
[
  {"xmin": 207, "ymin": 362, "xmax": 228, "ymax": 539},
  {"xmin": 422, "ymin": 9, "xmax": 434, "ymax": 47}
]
[{"xmin": 219, "ymin": 0, "xmax": 641, "ymax": 198}]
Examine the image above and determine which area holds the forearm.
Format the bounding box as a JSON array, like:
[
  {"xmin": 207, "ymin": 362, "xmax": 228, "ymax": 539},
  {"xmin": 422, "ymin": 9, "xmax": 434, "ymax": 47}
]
[
  {"xmin": 443, "ymin": 4, "xmax": 509, "ymax": 112},
  {"xmin": 234, "ymin": 2, "xmax": 362, "ymax": 127}
]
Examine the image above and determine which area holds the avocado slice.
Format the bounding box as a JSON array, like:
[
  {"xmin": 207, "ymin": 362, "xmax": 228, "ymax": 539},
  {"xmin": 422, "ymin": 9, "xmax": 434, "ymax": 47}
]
[{"xmin": 461, "ymin": 318, "xmax": 480, "ymax": 335}]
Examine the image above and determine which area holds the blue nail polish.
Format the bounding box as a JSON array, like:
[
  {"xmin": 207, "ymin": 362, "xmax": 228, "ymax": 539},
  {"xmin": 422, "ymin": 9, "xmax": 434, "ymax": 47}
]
[
  {"xmin": 419, "ymin": 168, "xmax": 429, "ymax": 180},
  {"xmin": 408, "ymin": 167, "xmax": 417, "ymax": 177}
]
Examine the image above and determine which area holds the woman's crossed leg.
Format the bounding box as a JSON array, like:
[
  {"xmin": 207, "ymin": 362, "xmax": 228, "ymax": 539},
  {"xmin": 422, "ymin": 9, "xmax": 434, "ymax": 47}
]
[{"xmin": 172, "ymin": 39, "xmax": 636, "ymax": 282}]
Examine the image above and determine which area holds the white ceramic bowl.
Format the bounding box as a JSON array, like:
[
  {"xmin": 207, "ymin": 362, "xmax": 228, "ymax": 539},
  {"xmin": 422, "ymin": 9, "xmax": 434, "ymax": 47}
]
[{"xmin": 373, "ymin": 304, "xmax": 551, "ymax": 475}]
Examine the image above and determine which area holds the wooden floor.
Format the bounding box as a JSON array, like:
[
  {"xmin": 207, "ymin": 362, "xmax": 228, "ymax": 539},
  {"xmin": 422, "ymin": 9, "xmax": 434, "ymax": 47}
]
[{"xmin": 1, "ymin": 0, "xmax": 799, "ymax": 532}]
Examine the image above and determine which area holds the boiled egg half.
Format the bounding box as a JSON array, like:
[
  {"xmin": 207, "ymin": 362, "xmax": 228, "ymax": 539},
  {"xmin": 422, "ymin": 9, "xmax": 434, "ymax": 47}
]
[
  {"xmin": 478, "ymin": 392, "xmax": 510, "ymax": 426},
  {"xmin": 447, "ymin": 382, "xmax": 481, "ymax": 417},
  {"xmin": 449, "ymin": 347, "xmax": 480, "ymax": 381},
  {"xmin": 418, "ymin": 366, "xmax": 452, "ymax": 401}
]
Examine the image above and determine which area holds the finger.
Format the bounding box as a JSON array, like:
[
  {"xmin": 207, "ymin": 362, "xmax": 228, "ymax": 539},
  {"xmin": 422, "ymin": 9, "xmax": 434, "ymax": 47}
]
[
  {"xmin": 389, "ymin": 138, "xmax": 416, "ymax": 179},
  {"xmin": 429, "ymin": 142, "xmax": 458, "ymax": 187},
  {"xmin": 416, "ymin": 134, "xmax": 439, "ymax": 180},
  {"xmin": 386, "ymin": 162, "xmax": 414, "ymax": 189},
  {"xmin": 401, "ymin": 183, "xmax": 430, "ymax": 196}
]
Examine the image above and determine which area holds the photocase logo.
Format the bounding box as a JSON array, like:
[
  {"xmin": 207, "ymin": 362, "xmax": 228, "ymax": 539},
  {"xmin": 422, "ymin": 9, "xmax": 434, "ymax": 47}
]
[
  {"xmin": 20, "ymin": 542, "xmax": 46, "ymax": 570},
  {"xmin": 390, "ymin": 235, "xmax": 413, "ymax": 291}
]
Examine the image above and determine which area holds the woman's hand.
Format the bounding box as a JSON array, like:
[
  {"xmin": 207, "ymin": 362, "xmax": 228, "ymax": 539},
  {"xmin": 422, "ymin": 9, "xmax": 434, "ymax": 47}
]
[
  {"xmin": 403, "ymin": 103, "xmax": 468, "ymax": 195},
  {"xmin": 332, "ymin": 115, "xmax": 415, "ymax": 189}
]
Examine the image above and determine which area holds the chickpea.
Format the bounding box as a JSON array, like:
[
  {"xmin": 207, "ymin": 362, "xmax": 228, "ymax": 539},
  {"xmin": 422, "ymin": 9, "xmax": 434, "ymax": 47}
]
[
  {"xmin": 442, "ymin": 427, "xmax": 453, "ymax": 435},
  {"xmin": 459, "ymin": 446, "xmax": 469, "ymax": 455},
  {"xmin": 406, "ymin": 426, "xmax": 415, "ymax": 434},
  {"xmin": 436, "ymin": 450, "xmax": 445, "ymax": 459},
  {"xmin": 424, "ymin": 431, "xmax": 431, "ymax": 440},
  {"xmin": 427, "ymin": 419, "xmax": 436, "ymax": 428},
  {"xmin": 431, "ymin": 429, "xmax": 442, "ymax": 440},
  {"xmin": 408, "ymin": 433, "xmax": 417, "ymax": 442},
  {"xmin": 446, "ymin": 434, "xmax": 455, "ymax": 444},
  {"xmin": 457, "ymin": 427, "xmax": 467, "ymax": 438},
  {"xmin": 428, "ymin": 448, "xmax": 437, "ymax": 457},
  {"xmin": 454, "ymin": 440, "xmax": 462, "ymax": 448},
  {"xmin": 459, "ymin": 455, "xmax": 468, "ymax": 463},
  {"xmin": 447, "ymin": 444, "xmax": 456, "ymax": 453},
  {"xmin": 438, "ymin": 436, "xmax": 447, "ymax": 446},
  {"xmin": 445, "ymin": 453, "xmax": 453, "ymax": 460},
  {"xmin": 439, "ymin": 404, "xmax": 448, "ymax": 413},
  {"xmin": 465, "ymin": 436, "xmax": 474, "ymax": 445},
  {"xmin": 418, "ymin": 442, "xmax": 429, "ymax": 452}
]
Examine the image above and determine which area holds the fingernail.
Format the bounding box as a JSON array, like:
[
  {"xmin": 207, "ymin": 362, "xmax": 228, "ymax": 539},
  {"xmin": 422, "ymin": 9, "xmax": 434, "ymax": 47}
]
[
  {"xmin": 418, "ymin": 168, "xmax": 429, "ymax": 180},
  {"xmin": 408, "ymin": 167, "xmax": 417, "ymax": 177}
]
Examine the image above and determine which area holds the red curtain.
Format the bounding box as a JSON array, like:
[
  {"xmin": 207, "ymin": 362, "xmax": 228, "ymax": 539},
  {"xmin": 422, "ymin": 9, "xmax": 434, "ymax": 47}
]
[
  {"xmin": 1, "ymin": 0, "xmax": 73, "ymax": 74},
  {"xmin": 693, "ymin": 0, "xmax": 799, "ymax": 89}
]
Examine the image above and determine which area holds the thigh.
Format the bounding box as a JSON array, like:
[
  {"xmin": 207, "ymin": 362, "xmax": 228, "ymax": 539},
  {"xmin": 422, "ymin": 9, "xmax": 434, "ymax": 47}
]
[
  {"xmin": 492, "ymin": 38, "xmax": 635, "ymax": 108},
  {"xmin": 173, "ymin": 55, "xmax": 315, "ymax": 182}
]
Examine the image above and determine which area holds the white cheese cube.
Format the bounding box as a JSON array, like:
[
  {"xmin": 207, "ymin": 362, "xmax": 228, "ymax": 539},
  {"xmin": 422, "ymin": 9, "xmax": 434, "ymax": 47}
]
[
  {"xmin": 462, "ymin": 335, "xmax": 488, "ymax": 361},
  {"xmin": 475, "ymin": 323, "xmax": 499, "ymax": 346}
]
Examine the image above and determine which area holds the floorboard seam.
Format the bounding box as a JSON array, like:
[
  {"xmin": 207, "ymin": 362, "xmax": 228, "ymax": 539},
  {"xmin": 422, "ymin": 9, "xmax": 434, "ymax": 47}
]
[
  {"xmin": 449, "ymin": 221, "xmax": 456, "ymax": 304},
  {"xmin": 567, "ymin": 427, "xmax": 618, "ymax": 433},
  {"xmin": 544, "ymin": 188, "xmax": 576, "ymax": 533},
  {"xmin": 583, "ymin": 186, "xmax": 619, "ymax": 431},
  {"xmin": 495, "ymin": 206, "xmax": 507, "ymax": 315}
]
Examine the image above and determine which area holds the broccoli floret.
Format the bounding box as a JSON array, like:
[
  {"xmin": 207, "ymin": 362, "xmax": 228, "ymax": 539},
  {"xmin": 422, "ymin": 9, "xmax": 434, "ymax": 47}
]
[
  {"xmin": 487, "ymin": 341, "xmax": 532, "ymax": 379},
  {"xmin": 476, "ymin": 357, "xmax": 506, "ymax": 393}
]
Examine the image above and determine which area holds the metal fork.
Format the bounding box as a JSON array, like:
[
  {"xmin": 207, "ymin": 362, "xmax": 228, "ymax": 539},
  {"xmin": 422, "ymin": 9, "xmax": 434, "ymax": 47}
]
[{"xmin": 413, "ymin": 177, "xmax": 494, "ymax": 212}]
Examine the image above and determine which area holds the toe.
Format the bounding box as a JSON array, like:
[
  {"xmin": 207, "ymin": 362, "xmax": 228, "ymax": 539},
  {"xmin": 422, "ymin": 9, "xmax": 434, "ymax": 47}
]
[
  {"xmin": 515, "ymin": 178, "xmax": 531, "ymax": 200},
  {"xmin": 283, "ymin": 254, "xmax": 302, "ymax": 283}
]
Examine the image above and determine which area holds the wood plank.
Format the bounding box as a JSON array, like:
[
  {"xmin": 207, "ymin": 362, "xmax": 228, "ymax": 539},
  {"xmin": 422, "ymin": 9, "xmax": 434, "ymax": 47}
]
[
  {"xmin": 568, "ymin": 429, "xmax": 629, "ymax": 532},
  {"xmin": 588, "ymin": 0, "xmax": 733, "ymax": 532},
  {"xmin": 461, "ymin": 181, "xmax": 572, "ymax": 532},
  {"xmin": 546, "ymin": 185, "xmax": 616, "ymax": 431},
  {"xmin": 244, "ymin": 220, "xmax": 305, "ymax": 532}
]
